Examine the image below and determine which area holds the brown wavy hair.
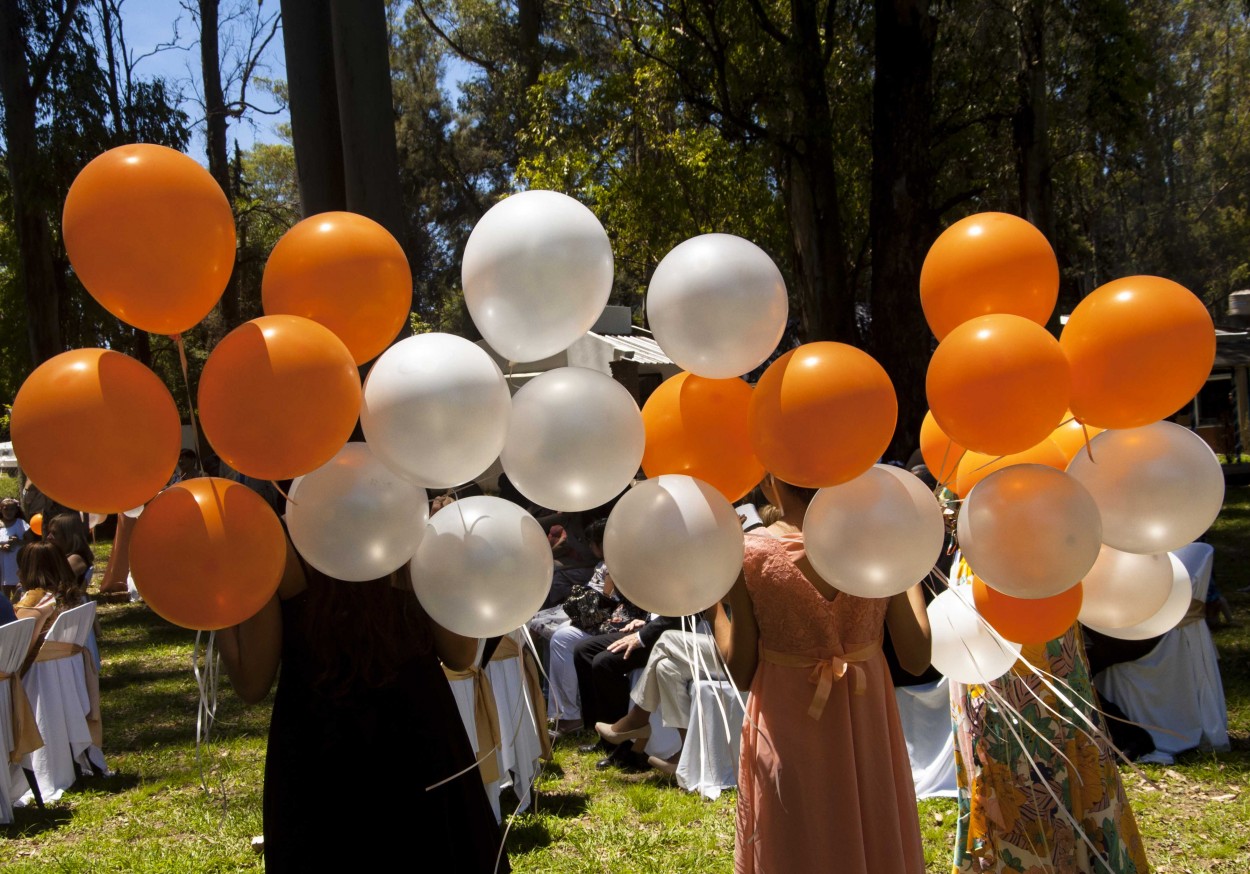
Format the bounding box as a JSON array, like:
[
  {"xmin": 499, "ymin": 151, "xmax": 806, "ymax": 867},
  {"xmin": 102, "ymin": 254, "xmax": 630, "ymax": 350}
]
[
  {"xmin": 18, "ymin": 541, "xmax": 81, "ymax": 605},
  {"xmin": 299, "ymin": 561, "xmax": 435, "ymax": 698}
]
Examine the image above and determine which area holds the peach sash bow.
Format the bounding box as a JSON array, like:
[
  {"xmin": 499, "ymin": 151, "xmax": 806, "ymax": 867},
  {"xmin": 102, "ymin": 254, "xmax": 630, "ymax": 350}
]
[{"xmin": 761, "ymin": 639, "xmax": 883, "ymax": 720}]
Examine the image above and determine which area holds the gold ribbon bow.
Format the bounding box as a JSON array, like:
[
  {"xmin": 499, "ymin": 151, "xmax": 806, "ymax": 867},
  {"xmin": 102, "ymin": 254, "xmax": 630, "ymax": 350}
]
[
  {"xmin": 0, "ymin": 669, "xmax": 43, "ymax": 763},
  {"xmin": 761, "ymin": 639, "xmax": 883, "ymax": 721},
  {"xmin": 442, "ymin": 663, "xmax": 501, "ymax": 785},
  {"xmin": 34, "ymin": 641, "xmax": 103, "ymax": 749}
]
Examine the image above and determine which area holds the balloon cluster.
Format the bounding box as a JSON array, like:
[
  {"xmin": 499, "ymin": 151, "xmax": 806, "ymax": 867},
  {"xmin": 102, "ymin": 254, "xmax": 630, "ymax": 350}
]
[{"xmin": 920, "ymin": 213, "xmax": 1221, "ymax": 684}]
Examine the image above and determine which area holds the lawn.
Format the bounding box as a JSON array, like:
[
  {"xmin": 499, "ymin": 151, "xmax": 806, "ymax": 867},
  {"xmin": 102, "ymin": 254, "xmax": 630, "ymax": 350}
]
[{"xmin": 2, "ymin": 490, "xmax": 1249, "ymax": 872}]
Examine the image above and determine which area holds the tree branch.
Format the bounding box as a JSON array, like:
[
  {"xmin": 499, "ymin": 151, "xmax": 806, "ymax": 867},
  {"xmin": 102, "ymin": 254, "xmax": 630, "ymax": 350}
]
[
  {"xmin": 413, "ymin": 0, "xmax": 500, "ymax": 74},
  {"xmin": 29, "ymin": 0, "xmax": 85, "ymax": 99}
]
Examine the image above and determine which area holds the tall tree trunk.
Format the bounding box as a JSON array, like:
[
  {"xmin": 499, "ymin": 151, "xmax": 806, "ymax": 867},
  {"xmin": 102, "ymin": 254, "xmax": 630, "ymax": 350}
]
[
  {"xmin": 200, "ymin": 0, "xmax": 241, "ymax": 334},
  {"xmin": 0, "ymin": 0, "xmax": 75, "ymax": 366},
  {"xmin": 330, "ymin": 0, "xmax": 407, "ymax": 245},
  {"xmin": 281, "ymin": 0, "xmax": 347, "ymax": 216},
  {"xmin": 783, "ymin": 0, "xmax": 854, "ymax": 343},
  {"xmin": 869, "ymin": 0, "xmax": 939, "ymax": 462},
  {"xmin": 1013, "ymin": 0, "xmax": 1066, "ymax": 327}
]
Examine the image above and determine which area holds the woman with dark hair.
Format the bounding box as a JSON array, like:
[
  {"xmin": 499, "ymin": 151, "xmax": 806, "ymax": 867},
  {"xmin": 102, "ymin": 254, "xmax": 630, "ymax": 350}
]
[
  {"xmin": 218, "ymin": 538, "xmax": 508, "ymax": 872},
  {"xmin": 14, "ymin": 541, "xmax": 84, "ymax": 671},
  {"xmin": 44, "ymin": 513, "xmax": 94, "ymax": 588},
  {"xmin": 715, "ymin": 473, "xmax": 931, "ymax": 874}
]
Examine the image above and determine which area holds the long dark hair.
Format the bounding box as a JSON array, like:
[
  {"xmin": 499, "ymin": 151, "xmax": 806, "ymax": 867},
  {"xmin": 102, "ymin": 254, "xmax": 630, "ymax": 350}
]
[
  {"xmin": 299, "ymin": 560, "xmax": 435, "ymax": 698},
  {"xmin": 18, "ymin": 541, "xmax": 82, "ymax": 606},
  {"xmin": 45, "ymin": 513, "xmax": 93, "ymax": 567}
]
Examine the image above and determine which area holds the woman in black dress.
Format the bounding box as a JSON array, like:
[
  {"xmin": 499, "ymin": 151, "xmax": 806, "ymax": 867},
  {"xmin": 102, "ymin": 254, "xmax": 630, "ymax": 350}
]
[{"xmin": 218, "ymin": 538, "xmax": 508, "ymax": 872}]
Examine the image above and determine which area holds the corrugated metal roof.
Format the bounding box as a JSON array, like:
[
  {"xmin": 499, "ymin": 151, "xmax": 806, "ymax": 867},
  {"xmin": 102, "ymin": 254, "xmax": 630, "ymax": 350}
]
[
  {"xmin": 588, "ymin": 331, "xmax": 673, "ymax": 365},
  {"xmin": 1215, "ymin": 329, "xmax": 1250, "ymax": 368}
]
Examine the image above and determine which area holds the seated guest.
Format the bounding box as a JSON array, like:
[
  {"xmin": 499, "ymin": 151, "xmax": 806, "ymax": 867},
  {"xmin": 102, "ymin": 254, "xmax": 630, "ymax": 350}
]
[
  {"xmin": 0, "ymin": 497, "xmax": 29, "ymax": 601},
  {"xmin": 573, "ymin": 608, "xmax": 685, "ymax": 770},
  {"xmin": 594, "ymin": 625, "xmax": 724, "ymax": 774},
  {"xmin": 14, "ymin": 541, "xmax": 84, "ymax": 672},
  {"xmin": 44, "ymin": 513, "xmax": 94, "ymax": 588},
  {"xmin": 548, "ymin": 520, "xmax": 647, "ymax": 737}
]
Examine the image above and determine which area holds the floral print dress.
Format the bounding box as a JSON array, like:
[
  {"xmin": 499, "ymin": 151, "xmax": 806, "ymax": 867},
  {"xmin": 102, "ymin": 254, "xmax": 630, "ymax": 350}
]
[{"xmin": 951, "ymin": 603, "xmax": 1151, "ymax": 872}]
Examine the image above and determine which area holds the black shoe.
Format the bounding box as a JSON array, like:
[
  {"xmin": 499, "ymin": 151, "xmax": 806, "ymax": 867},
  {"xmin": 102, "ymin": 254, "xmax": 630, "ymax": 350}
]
[
  {"xmin": 579, "ymin": 739, "xmax": 612, "ymax": 755},
  {"xmin": 595, "ymin": 755, "xmax": 616, "ymax": 770}
]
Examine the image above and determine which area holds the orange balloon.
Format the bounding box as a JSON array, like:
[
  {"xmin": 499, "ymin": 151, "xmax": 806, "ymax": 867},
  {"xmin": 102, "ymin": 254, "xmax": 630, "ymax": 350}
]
[
  {"xmin": 920, "ymin": 212, "xmax": 1059, "ymax": 340},
  {"xmin": 11, "ymin": 348, "xmax": 180, "ymax": 513},
  {"xmin": 1049, "ymin": 412, "xmax": 1104, "ymax": 464},
  {"xmin": 29, "ymin": 514, "xmax": 43, "ymax": 537},
  {"xmin": 641, "ymin": 372, "xmax": 764, "ymax": 502},
  {"xmin": 973, "ymin": 576, "xmax": 1082, "ymax": 645},
  {"xmin": 198, "ymin": 315, "xmax": 361, "ymax": 480},
  {"xmin": 919, "ymin": 410, "xmax": 965, "ymax": 486},
  {"xmin": 926, "ymin": 314, "xmax": 1070, "ymax": 457},
  {"xmin": 954, "ymin": 438, "xmax": 1066, "ymax": 498},
  {"xmin": 62, "ymin": 144, "xmax": 235, "ymax": 335},
  {"xmin": 130, "ymin": 477, "xmax": 286, "ymax": 630},
  {"xmin": 1060, "ymin": 275, "xmax": 1215, "ymax": 429},
  {"xmin": 263, "ymin": 212, "xmax": 413, "ymax": 366},
  {"xmin": 749, "ymin": 342, "xmax": 897, "ymax": 488}
]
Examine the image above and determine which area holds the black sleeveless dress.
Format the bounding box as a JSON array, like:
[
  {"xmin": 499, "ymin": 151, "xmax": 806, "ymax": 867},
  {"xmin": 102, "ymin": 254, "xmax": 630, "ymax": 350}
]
[{"xmin": 262, "ymin": 590, "xmax": 508, "ymax": 871}]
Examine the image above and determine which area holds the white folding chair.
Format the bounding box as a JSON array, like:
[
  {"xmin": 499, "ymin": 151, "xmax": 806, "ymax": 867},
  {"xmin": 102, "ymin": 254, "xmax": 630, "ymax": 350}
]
[
  {"xmin": 21, "ymin": 601, "xmax": 107, "ymax": 803},
  {"xmin": 1095, "ymin": 542, "xmax": 1229, "ymax": 763},
  {"xmin": 0, "ymin": 618, "xmax": 39, "ymax": 823},
  {"xmin": 485, "ymin": 630, "xmax": 547, "ymax": 813},
  {"xmin": 444, "ymin": 639, "xmax": 502, "ymax": 822}
]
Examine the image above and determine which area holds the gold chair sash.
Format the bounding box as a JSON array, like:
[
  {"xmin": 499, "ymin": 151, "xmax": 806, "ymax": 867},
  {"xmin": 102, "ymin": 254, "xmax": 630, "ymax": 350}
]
[
  {"xmin": 489, "ymin": 636, "xmax": 552, "ymax": 761},
  {"xmin": 34, "ymin": 641, "xmax": 103, "ymax": 749},
  {"xmin": 443, "ymin": 663, "xmax": 501, "ymax": 784},
  {"xmin": 0, "ymin": 670, "xmax": 43, "ymax": 763}
]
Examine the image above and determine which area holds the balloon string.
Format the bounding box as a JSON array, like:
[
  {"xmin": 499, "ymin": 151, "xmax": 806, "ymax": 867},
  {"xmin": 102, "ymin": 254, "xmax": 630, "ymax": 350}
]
[
  {"xmin": 171, "ymin": 333, "xmax": 207, "ymax": 469},
  {"xmin": 271, "ymin": 480, "xmax": 295, "ymax": 506},
  {"xmin": 1081, "ymin": 422, "xmax": 1096, "ymax": 463}
]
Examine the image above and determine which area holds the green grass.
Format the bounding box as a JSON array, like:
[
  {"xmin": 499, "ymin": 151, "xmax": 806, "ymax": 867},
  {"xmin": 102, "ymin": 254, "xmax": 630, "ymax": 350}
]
[{"xmin": 5, "ymin": 491, "xmax": 1250, "ymax": 871}]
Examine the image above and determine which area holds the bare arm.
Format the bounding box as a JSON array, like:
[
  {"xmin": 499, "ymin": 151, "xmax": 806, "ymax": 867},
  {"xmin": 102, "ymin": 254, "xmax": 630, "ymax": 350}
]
[
  {"xmin": 713, "ymin": 571, "xmax": 759, "ymax": 690},
  {"xmin": 66, "ymin": 554, "xmax": 89, "ymax": 580},
  {"xmin": 885, "ymin": 583, "xmax": 931, "ymax": 676},
  {"xmin": 433, "ymin": 622, "xmax": 479, "ymax": 672},
  {"xmin": 218, "ymin": 538, "xmax": 304, "ymax": 704}
]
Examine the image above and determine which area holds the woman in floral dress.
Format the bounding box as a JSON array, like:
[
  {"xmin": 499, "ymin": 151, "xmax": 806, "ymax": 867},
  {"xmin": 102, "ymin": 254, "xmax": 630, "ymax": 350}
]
[{"xmin": 951, "ymin": 560, "xmax": 1151, "ymax": 873}]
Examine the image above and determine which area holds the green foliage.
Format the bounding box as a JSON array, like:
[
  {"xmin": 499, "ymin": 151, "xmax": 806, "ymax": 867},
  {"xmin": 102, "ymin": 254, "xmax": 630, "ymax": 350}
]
[{"xmin": 0, "ymin": 475, "xmax": 19, "ymax": 501}]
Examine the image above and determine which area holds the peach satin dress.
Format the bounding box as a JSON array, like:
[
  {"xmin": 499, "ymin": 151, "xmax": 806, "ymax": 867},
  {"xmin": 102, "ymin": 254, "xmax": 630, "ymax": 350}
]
[{"xmin": 735, "ymin": 533, "xmax": 925, "ymax": 874}]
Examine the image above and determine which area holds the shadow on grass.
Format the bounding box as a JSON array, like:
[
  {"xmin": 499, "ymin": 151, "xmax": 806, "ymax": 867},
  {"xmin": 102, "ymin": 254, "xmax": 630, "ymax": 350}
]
[
  {"xmin": 528, "ymin": 789, "xmax": 590, "ymax": 819},
  {"xmin": 0, "ymin": 805, "xmax": 73, "ymax": 838}
]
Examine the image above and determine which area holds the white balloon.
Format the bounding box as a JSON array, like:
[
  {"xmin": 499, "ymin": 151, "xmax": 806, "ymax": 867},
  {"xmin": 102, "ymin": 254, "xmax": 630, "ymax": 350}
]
[
  {"xmin": 603, "ymin": 475, "xmax": 744, "ymax": 615},
  {"xmin": 646, "ymin": 234, "xmax": 788, "ymax": 379},
  {"xmin": 1077, "ymin": 545, "xmax": 1174, "ymax": 630},
  {"xmin": 1066, "ymin": 421, "xmax": 1224, "ymax": 555},
  {"xmin": 123, "ymin": 504, "xmax": 144, "ymax": 519},
  {"xmin": 929, "ymin": 586, "xmax": 1023, "ymax": 684},
  {"xmin": 285, "ymin": 443, "xmax": 429, "ymax": 582},
  {"xmin": 88, "ymin": 513, "xmax": 106, "ymax": 529},
  {"xmin": 958, "ymin": 465, "xmax": 1103, "ymax": 599},
  {"xmin": 501, "ymin": 367, "xmax": 644, "ymax": 511},
  {"xmin": 462, "ymin": 190, "xmax": 614, "ymax": 363},
  {"xmin": 411, "ymin": 496, "xmax": 553, "ymax": 638},
  {"xmin": 1083, "ymin": 552, "xmax": 1193, "ymax": 640},
  {"xmin": 805, "ymin": 465, "xmax": 945, "ymax": 598},
  {"xmin": 361, "ymin": 333, "xmax": 511, "ymax": 490}
]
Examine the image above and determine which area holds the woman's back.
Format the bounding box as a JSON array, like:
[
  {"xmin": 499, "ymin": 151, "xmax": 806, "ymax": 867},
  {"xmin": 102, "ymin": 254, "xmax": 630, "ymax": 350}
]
[{"xmin": 735, "ymin": 533, "xmax": 924, "ymax": 874}]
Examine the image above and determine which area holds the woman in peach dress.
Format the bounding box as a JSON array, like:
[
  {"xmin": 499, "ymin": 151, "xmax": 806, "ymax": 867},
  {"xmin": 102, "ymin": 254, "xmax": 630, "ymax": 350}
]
[{"xmin": 714, "ymin": 475, "xmax": 932, "ymax": 874}]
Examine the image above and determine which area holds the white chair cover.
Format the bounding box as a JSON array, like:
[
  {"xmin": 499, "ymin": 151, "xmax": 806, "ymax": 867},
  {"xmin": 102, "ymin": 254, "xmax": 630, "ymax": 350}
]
[
  {"xmin": 895, "ymin": 677, "xmax": 959, "ymax": 799},
  {"xmin": 1095, "ymin": 542, "xmax": 1229, "ymax": 764},
  {"xmin": 0, "ymin": 618, "xmax": 36, "ymax": 823},
  {"xmin": 484, "ymin": 630, "xmax": 545, "ymax": 812},
  {"xmin": 445, "ymin": 639, "xmax": 502, "ymax": 822},
  {"xmin": 675, "ymin": 679, "xmax": 745, "ymax": 800},
  {"xmin": 21, "ymin": 601, "xmax": 106, "ymax": 804}
]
